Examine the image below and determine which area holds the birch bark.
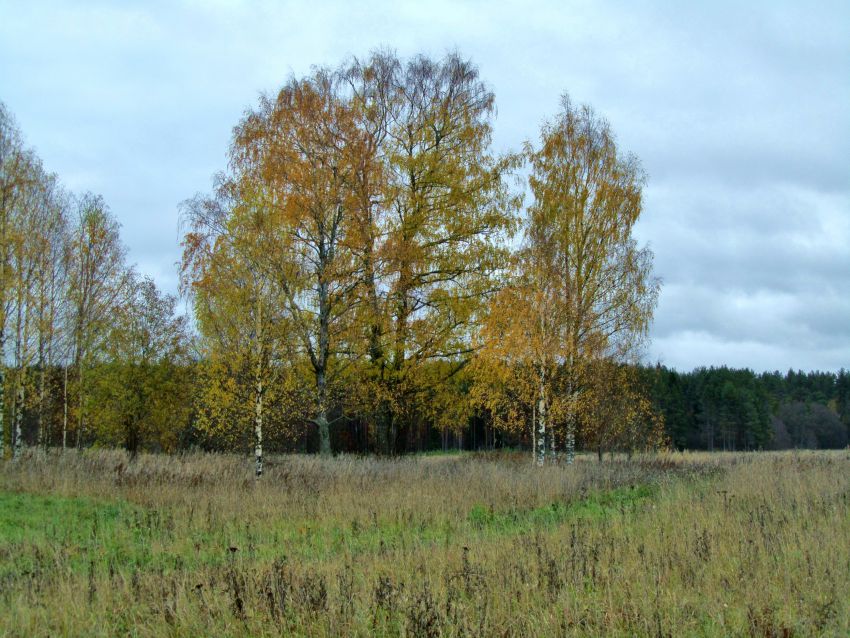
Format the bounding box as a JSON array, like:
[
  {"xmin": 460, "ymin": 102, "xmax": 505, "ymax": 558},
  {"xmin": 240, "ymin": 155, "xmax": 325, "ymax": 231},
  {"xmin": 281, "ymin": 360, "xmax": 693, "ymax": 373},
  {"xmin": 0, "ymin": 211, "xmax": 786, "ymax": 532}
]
[
  {"xmin": 536, "ymin": 368, "xmax": 547, "ymax": 467},
  {"xmin": 253, "ymin": 294, "xmax": 264, "ymax": 477}
]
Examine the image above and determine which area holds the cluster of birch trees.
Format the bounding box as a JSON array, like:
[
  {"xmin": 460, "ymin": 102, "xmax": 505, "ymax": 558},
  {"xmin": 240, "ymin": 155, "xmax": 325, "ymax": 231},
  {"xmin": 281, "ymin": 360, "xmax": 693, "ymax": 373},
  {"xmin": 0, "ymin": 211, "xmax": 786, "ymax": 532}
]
[
  {"xmin": 0, "ymin": 103, "xmax": 190, "ymax": 459},
  {"xmin": 181, "ymin": 51, "xmax": 661, "ymax": 472},
  {"xmin": 1, "ymin": 51, "xmax": 662, "ymax": 469}
]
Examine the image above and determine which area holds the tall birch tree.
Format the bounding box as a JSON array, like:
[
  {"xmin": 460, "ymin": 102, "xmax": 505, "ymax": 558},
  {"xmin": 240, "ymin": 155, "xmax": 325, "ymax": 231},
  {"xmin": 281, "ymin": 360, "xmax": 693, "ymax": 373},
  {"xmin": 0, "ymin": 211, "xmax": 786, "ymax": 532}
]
[
  {"xmin": 0, "ymin": 104, "xmax": 31, "ymax": 457},
  {"xmin": 67, "ymin": 194, "xmax": 129, "ymax": 448},
  {"xmin": 9, "ymin": 157, "xmax": 45, "ymax": 457},
  {"xmin": 525, "ymin": 94, "xmax": 658, "ymax": 463},
  {"xmin": 182, "ymin": 172, "xmax": 302, "ymax": 475},
  {"xmin": 31, "ymin": 179, "xmax": 70, "ymax": 449},
  {"xmin": 0, "ymin": 103, "xmax": 72, "ymax": 454},
  {"xmin": 231, "ymin": 70, "xmax": 364, "ymax": 456},
  {"xmin": 475, "ymin": 95, "xmax": 658, "ymax": 465},
  {"xmin": 344, "ymin": 52, "xmax": 519, "ymax": 453}
]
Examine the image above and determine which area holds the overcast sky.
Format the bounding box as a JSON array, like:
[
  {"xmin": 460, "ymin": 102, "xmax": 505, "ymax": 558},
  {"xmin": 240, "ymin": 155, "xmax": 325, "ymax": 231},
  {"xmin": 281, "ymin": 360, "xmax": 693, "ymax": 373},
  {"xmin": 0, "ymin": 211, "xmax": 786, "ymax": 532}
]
[{"xmin": 1, "ymin": 0, "xmax": 848, "ymax": 372}]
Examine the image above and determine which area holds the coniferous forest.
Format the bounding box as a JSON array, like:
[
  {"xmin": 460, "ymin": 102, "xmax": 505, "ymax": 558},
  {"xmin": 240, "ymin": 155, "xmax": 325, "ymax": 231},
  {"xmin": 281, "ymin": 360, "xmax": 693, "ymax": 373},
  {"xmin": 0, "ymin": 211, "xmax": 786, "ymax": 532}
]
[{"xmin": 1, "ymin": 52, "xmax": 847, "ymax": 469}]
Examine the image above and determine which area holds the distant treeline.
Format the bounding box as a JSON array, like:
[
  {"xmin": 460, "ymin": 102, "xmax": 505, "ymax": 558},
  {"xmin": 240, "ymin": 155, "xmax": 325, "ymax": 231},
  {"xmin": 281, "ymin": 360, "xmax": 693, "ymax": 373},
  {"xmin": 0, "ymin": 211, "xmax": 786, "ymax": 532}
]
[{"xmin": 638, "ymin": 366, "xmax": 850, "ymax": 451}]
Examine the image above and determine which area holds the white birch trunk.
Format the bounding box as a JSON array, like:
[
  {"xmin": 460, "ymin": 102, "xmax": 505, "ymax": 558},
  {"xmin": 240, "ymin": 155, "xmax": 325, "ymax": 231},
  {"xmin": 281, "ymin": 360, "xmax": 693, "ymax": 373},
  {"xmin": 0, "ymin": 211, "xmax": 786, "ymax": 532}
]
[
  {"xmin": 253, "ymin": 295, "xmax": 263, "ymax": 478},
  {"xmin": 565, "ymin": 381, "xmax": 576, "ymax": 465},
  {"xmin": 536, "ymin": 369, "xmax": 546, "ymax": 467},
  {"xmin": 254, "ymin": 377, "xmax": 263, "ymax": 478},
  {"xmin": 37, "ymin": 355, "xmax": 45, "ymax": 448},
  {"xmin": 13, "ymin": 379, "xmax": 23, "ymax": 459},
  {"xmin": 62, "ymin": 364, "xmax": 68, "ymax": 450},
  {"xmin": 36, "ymin": 300, "xmax": 46, "ymax": 449},
  {"xmin": 76, "ymin": 363, "xmax": 84, "ymax": 448},
  {"xmin": 37, "ymin": 268, "xmax": 55, "ymax": 450},
  {"xmin": 12, "ymin": 286, "xmax": 27, "ymax": 459},
  {"xmin": 74, "ymin": 221, "xmax": 84, "ymax": 450},
  {"xmin": 531, "ymin": 399, "xmax": 536, "ymax": 465}
]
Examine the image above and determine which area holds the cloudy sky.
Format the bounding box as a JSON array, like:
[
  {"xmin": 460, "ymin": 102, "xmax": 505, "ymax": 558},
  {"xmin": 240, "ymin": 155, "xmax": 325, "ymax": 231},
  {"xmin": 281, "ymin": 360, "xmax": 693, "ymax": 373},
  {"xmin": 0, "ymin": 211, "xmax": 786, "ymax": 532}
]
[{"xmin": 1, "ymin": 0, "xmax": 848, "ymax": 372}]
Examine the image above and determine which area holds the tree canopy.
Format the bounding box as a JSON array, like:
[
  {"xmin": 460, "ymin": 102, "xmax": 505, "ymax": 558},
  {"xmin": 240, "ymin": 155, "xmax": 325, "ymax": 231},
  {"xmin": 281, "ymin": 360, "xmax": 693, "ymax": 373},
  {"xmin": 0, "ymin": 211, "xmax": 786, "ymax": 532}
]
[{"xmin": 4, "ymin": 52, "xmax": 842, "ymax": 465}]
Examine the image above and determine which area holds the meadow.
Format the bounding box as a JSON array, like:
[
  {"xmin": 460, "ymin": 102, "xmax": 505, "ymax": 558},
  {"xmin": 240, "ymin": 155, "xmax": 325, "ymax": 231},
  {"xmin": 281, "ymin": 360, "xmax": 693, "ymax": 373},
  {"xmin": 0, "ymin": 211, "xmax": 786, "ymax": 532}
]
[{"xmin": 0, "ymin": 449, "xmax": 848, "ymax": 637}]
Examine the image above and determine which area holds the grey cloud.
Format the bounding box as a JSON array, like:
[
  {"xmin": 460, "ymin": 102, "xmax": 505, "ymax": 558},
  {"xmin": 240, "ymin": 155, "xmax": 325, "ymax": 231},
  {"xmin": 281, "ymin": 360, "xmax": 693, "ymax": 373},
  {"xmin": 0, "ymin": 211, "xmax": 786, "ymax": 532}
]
[
  {"xmin": 1, "ymin": 0, "xmax": 847, "ymax": 372},
  {"xmin": 651, "ymin": 329, "xmax": 850, "ymax": 373}
]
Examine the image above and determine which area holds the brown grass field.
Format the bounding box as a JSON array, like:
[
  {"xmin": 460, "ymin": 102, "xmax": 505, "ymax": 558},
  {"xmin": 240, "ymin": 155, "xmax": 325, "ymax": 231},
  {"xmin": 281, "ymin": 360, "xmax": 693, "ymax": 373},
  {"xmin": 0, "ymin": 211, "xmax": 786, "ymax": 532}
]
[{"xmin": 1, "ymin": 448, "xmax": 848, "ymax": 636}]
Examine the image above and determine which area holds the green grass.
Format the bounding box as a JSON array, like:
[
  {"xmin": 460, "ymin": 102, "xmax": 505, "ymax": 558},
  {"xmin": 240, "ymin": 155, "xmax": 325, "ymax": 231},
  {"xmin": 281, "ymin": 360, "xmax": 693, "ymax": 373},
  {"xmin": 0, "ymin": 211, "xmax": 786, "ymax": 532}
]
[
  {"xmin": 0, "ymin": 481, "xmax": 657, "ymax": 581},
  {"xmin": 0, "ymin": 492, "xmax": 137, "ymax": 545},
  {"xmin": 467, "ymin": 483, "xmax": 655, "ymax": 532},
  {"xmin": 0, "ymin": 492, "xmax": 173, "ymax": 577}
]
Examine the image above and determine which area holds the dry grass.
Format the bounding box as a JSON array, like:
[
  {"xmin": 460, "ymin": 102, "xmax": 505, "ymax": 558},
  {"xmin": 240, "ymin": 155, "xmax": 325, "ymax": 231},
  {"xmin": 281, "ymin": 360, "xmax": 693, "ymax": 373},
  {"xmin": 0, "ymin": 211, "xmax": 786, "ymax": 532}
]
[{"xmin": 1, "ymin": 449, "xmax": 848, "ymax": 636}]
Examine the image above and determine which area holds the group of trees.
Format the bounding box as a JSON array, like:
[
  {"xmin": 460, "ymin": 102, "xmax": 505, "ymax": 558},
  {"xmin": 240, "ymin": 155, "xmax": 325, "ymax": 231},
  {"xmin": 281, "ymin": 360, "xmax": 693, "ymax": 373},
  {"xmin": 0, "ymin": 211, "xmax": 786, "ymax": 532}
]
[
  {"xmin": 0, "ymin": 103, "xmax": 190, "ymax": 459},
  {"xmin": 16, "ymin": 51, "xmax": 842, "ymax": 469},
  {"xmin": 180, "ymin": 51, "xmax": 661, "ymax": 472}
]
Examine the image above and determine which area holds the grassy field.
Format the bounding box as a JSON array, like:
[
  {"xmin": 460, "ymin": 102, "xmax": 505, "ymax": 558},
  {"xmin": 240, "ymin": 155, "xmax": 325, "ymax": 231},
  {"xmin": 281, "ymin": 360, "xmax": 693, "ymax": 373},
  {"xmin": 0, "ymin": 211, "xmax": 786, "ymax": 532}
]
[{"xmin": 0, "ymin": 449, "xmax": 848, "ymax": 637}]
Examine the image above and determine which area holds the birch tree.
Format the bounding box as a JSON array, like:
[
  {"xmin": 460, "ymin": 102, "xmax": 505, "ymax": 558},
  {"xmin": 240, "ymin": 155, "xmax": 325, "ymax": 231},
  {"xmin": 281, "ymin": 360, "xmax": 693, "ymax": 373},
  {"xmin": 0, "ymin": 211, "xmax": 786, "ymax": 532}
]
[
  {"xmin": 185, "ymin": 52, "xmax": 519, "ymax": 458},
  {"xmin": 475, "ymin": 95, "xmax": 658, "ymax": 465},
  {"xmin": 344, "ymin": 52, "xmax": 519, "ymax": 453},
  {"xmin": 231, "ymin": 70, "xmax": 364, "ymax": 457},
  {"xmin": 182, "ymin": 171, "xmax": 305, "ymax": 475},
  {"xmin": 9, "ymin": 157, "xmax": 45, "ymax": 457},
  {"xmin": 1, "ymin": 121, "xmax": 55, "ymax": 458},
  {"xmin": 67, "ymin": 194, "xmax": 129, "ymax": 448},
  {"xmin": 30, "ymin": 174, "xmax": 70, "ymax": 448},
  {"xmin": 0, "ymin": 103, "xmax": 31, "ymax": 457},
  {"xmin": 472, "ymin": 257, "xmax": 573, "ymax": 466},
  {"xmin": 0, "ymin": 103, "xmax": 72, "ymax": 455},
  {"xmin": 525, "ymin": 94, "xmax": 658, "ymax": 463}
]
